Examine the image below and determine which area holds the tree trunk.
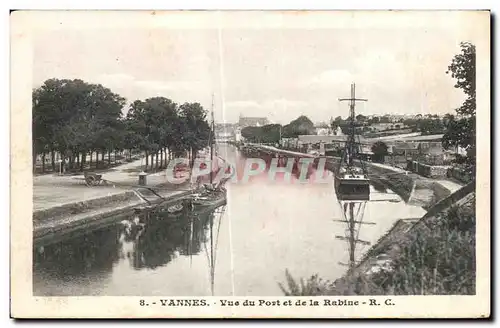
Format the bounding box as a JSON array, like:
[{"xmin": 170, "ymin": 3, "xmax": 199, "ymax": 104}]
[
  {"xmin": 76, "ymin": 153, "xmax": 80, "ymax": 167},
  {"xmin": 60, "ymin": 155, "xmax": 65, "ymax": 174},
  {"xmin": 80, "ymin": 151, "xmax": 86, "ymax": 171},
  {"xmin": 155, "ymin": 152, "xmax": 159, "ymax": 170},
  {"xmin": 32, "ymin": 145, "xmax": 37, "ymax": 174},
  {"xmin": 89, "ymin": 151, "xmax": 93, "ymax": 168},
  {"xmin": 108, "ymin": 151, "xmax": 111, "ymax": 165},
  {"xmin": 190, "ymin": 149, "xmax": 196, "ymax": 168},
  {"xmin": 145, "ymin": 151, "xmax": 149, "ymax": 171},
  {"xmin": 51, "ymin": 151, "xmax": 56, "ymax": 171},
  {"xmin": 41, "ymin": 153, "xmax": 46, "ymax": 173},
  {"xmin": 101, "ymin": 151, "xmax": 105, "ymax": 168},
  {"xmin": 95, "ymin": 151, "xmax": 99, "ymax": 169}
]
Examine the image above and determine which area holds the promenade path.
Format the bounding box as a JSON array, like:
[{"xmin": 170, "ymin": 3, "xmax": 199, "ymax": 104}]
[{"xmin": 33, "ymin": 158, "xmax": 184, "ymax": 211}]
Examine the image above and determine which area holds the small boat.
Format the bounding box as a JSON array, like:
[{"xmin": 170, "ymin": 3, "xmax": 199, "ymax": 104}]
[
  {"xmin": 190, "ymin": 184, "xmax": 227, "ymax": 208},
  {"xmin": 134, "ymin": 205, "xmax": 155, "ymax": 214},
  {"xmin": 167, "ymin": 203, "xmax": 184, "ymax": 213}
]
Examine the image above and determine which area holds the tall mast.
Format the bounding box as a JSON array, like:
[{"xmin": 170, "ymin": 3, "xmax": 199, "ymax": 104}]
[
  {"xmin": 334, "ymin": 201, "xmax": 373, "ymax": 271},
  {"xmin": 338, "ymin": 83, "xmax": 367, "ymax": 167},
  {"xmin": 210, "ymin": 94, "xmax": 215, "ymax": 184}
]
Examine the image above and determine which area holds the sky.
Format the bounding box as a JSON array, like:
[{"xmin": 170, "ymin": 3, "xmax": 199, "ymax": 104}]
[{"xmin": 31, "ymin": 11, "xmax": 484, "ymax": 124}]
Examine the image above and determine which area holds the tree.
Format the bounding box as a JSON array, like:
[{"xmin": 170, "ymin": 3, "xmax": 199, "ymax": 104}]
[
  {"xmin": 379, "ymin": 115, "xmax": 391, "ymax": 123},
  {"xmin": 371, "ymin": 141, "xmax": 388, "ymax": 163},
  {"xmin": 446, "ymin": 42, "xmax": 476, "ymax": 117},
  {"xmin": 87, "ymin": 83, "xmax": 126, "ymax": 168},
  {"xmin": 240, "ymin": 124, "xmax": 280, "ymax": 144},
  {"xmin": 32, "ymin": 79, "xmax": 125, "ymax": 173},
  {"xmin": 443, "ymin": 42, "xmax": 476, "ymax": 173},
  {"xmin": 33, "ymin": 77, "xmax": 214, "ymax": 174},
  {"xmin": 178, "ymin": 102, "xmax": 211, "ymax": 165},
  {"xmin": 418, "ymin": 118, "xmax": 445, "ymax": 135},
  {"xmin": 282, "ymin": 115, "xmax": 315, "ymax": 138},
  {"xmin": 442, "ymin": 113, "xmax": 455, "ymax": 127},
  {"xmin": 367, "ymin": 116, "xmax": 380, "ymax": 124},
  {"xmin": 127, "ymin": 97, "xmax": 180, "ymax": 171},
  {"xmin": 355, "ymin": 114, "xmax": 367, "ymax": 122}
]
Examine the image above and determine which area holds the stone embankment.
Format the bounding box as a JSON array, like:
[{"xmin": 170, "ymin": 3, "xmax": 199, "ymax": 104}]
[
  {"xmin": 33, "ymin": 188, "xmax": 193, "ymax": 243},
  {"xmin": 362, "ymin": 161, "xmax": 456, "ymax": 210}
]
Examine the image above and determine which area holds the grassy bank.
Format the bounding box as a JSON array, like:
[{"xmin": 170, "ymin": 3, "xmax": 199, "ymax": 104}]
[{"xmin": 279, "ymin": 191, "xmax": 476, "ymax": 296}]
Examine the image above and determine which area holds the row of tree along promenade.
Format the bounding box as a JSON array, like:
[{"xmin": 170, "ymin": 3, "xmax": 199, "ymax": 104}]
[{"xmin": 33, "ymin": 78, "xmax": 212, "ymax": 175}]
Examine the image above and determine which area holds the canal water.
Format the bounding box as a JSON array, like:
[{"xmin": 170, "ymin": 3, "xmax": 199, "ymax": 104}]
[{"xmin": 33, "ymin": 145, "xmax": 426, "ymax": 296}]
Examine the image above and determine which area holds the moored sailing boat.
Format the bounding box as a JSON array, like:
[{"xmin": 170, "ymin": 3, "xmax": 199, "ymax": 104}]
[
  {"xmin": 334, "ymin": 83, "xmax": 370, "ymax": 201},
  {"xmin": 190, "ymin": 94, "xmax": 228, "ymax": 208}
]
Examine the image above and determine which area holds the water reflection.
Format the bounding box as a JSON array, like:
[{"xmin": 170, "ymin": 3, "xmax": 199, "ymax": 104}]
[
  {"xmin": 334, "ymin": 200, "xmax": 371, "ymax": 271},
  {"xmin": 34, "ymin": 204, "xmax": 225, "ymax": 294},
  {"xmin": 34, "ymin": 225, "xmax": 122, "ymax": 288}
]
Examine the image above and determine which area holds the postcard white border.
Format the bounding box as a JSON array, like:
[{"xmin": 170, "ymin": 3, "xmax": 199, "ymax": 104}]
[{"xmin": 9, "ymin": 10, "xmax": 491, "ymax": 319}]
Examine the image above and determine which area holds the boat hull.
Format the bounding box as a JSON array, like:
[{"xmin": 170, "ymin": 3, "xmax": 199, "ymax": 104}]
[
  {"xmin": 191, "ymin": 195, "xmax": 227, "ymax": 208},
  {"xmin": 334, "ymin": 176, "xmax": 370, "ymax": 201}
]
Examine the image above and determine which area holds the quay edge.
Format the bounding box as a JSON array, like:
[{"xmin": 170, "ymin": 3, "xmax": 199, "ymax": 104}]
[{"xmin": 33, "ymin": 189, "xmax": 194, "ymax": 244}]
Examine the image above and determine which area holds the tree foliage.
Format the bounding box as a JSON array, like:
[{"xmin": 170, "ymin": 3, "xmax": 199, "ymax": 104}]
[
  {"xmin": 33, "ymin": 78, "xmax": 212, "ymax": 173},
  {"xmin": 442, "ymin": 42, "xmax": 476, "ymax": 172},
  {"xmin": 282, "ymin": 115, "xmax": 315, "ymax": 138},
  {"xmin": 446, "ymin": 42, "xmax": 476, "ymax": 117},
  {"xmin": 241, "ymin": 124, "xmax": 282, "ymax": 144},
  {"xmin": 371, "ymin": 141, "xmax": 389, "ymax": 163}
]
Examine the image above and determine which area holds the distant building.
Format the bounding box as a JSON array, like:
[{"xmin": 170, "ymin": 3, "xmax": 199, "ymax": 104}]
[
  {"xmin": 215, "ymin": 131, "xmax": 234, "ymax": 143},
  {"xmin": 369, "ymin": 123, "xmax": 406, "ymax": 132},
  {"xmin": 358, "ymin": 145, "xmax": 374, "ymax": 161},
  {"xmin": 334, "ymin": 126, "xmax": 343, "ymax": 136},
  {"xmin": 281, "ymin": 137, "xmax": 299, "ymax": 149},
  {"xmin": 315, "ymin": 127, "xmax": 334, "ymax": 136},
  {"xmin": 238, "ymin": 115, "xmax": 269, "ymax": 128},
  {"xmin": 234, "ymin": 127, "xmax": 242, "ymax": 142},
  {"xmin": 391, "ymin": 142, "xmax": 420, "ymax": 158}
]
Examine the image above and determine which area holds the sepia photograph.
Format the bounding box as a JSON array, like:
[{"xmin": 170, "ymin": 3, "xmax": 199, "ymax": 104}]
[{"xmin": 10, "ymin": 10, "xmax": 490, "ymax": 318}]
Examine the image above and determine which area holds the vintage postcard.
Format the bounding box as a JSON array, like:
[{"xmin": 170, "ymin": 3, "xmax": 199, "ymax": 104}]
[{"xmin": 10, "ymin": 10, "xmax": 490, "ymax": 319}]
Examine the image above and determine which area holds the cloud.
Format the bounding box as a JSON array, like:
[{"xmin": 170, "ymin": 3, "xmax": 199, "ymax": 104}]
[
  {"xmin": 226, "ymin": 99, "xmax": 306, "ymax": 111},
  {"xmin": 97, "ymin": 73, "xmax": 136, "ymax": 85},
  {"xmin": 87, "ymin": 74, "xmax": 207, "ymax": 102},
  {"xmin": 305, "ymin": 69, "xmax": 358, "ymax": 87},
  {"xmin": 224, "ymin": 100, "xmax": 261, "ymax": 109}
]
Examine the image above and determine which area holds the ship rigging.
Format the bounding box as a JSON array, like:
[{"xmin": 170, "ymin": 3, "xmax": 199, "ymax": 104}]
[{"xmin": 334, "ymin": 83, "xmax": 370, "ymax": 201}]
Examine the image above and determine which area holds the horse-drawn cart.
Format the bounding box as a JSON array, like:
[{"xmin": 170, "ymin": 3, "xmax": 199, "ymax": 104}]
[{"xmin": 84, "ymin": 172, "xmax": 107, "ymax": 187}]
